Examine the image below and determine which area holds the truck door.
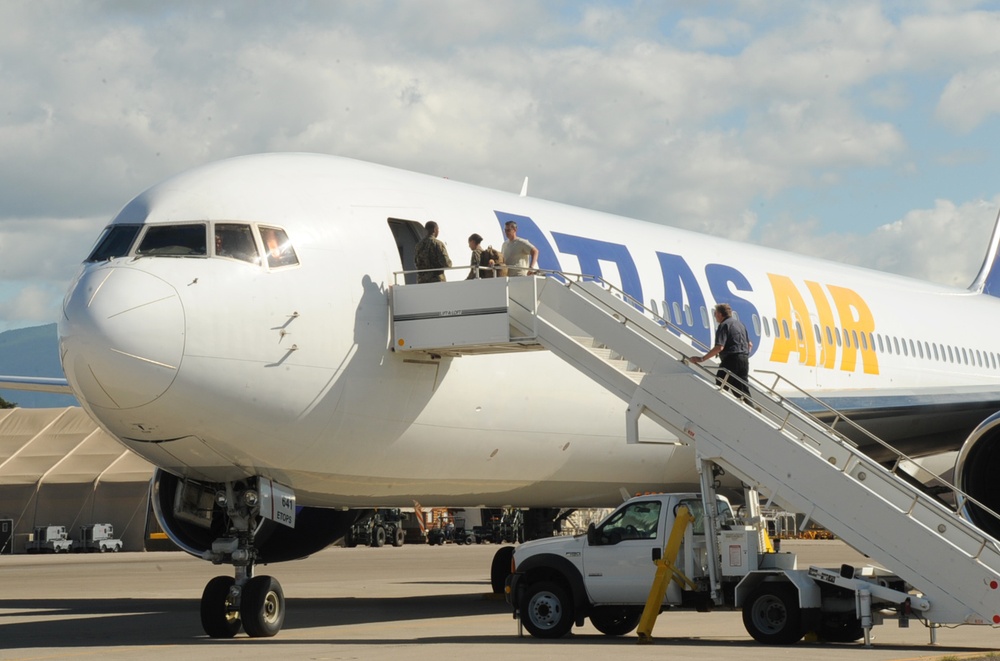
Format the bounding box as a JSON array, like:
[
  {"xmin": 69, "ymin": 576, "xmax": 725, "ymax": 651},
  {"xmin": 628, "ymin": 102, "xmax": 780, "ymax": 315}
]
[{"xmin": 582, "ymin": 499, "xmax": 664, "ymax": 604}]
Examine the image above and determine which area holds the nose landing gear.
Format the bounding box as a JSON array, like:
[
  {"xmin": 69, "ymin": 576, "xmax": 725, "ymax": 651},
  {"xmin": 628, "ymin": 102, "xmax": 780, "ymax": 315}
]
[{"xmin": 198, "ymin": 481, "xmax": 286, "ymax": 638}]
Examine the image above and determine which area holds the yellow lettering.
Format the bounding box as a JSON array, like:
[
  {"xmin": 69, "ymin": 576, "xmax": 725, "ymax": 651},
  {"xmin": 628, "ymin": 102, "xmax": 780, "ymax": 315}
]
[
  {"xmin": 828, "ymin": 285, "xmax": 879, "ymax": 375},
  {"xmin": 767, "ymin": 274, "xmax": 815, "ymax": 366},
  {"xmin": 805, "ymin": 281, "xmax": 837, "ymax": 370}
]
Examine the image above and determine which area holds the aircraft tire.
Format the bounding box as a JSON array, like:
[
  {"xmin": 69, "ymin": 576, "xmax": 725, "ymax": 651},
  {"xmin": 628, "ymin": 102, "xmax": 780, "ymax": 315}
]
[
  {"xmin": 241, "ymin": 575, "xmax": 284, "ymax": 638},
  {"xmin": 200, "ymin": 575, "xmax": 241, "ymax": 638}
]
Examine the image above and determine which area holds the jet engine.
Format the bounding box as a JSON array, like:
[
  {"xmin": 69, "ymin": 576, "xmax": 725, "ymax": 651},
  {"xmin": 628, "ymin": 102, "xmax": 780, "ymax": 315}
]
[
  {"xmin": 954, "ymin": 411, "xmax": 1000, "ymax": 539},
  {"xmin": 151, "ymin": 469, "xmax": 359, "ymax": 562}
]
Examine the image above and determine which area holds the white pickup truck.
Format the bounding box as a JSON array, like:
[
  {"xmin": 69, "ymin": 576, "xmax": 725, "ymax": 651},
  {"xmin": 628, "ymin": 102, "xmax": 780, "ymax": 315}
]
[{"xmin": 505, "ymin": 492, "xmax": 917, "ymax": 645}]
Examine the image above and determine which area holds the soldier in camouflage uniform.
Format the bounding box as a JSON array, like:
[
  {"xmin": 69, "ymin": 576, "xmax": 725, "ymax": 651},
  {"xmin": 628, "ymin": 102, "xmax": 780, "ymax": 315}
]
[{"xmin": 414, "ymin": 221, "xmax": 452, "ymax": 283}]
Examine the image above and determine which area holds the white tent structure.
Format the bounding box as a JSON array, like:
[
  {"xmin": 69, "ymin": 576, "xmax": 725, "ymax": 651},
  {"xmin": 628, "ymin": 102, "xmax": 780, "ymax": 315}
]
[{"xmin": 0, "ymin": 407, "xmax": 155, "ymax": 553}]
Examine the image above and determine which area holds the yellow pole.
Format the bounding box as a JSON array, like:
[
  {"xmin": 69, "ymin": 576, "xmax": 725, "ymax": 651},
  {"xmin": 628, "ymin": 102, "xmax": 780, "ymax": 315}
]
[{"xmin": 636, "ymin": 505, "xmax": 697, "ymax": 643}]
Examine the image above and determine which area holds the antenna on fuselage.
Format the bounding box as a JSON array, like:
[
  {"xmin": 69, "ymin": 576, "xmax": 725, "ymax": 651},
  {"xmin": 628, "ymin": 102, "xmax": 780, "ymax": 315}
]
[{"xmin": 520, "ymin": 177, "xmax": 529, "ymax": 197}]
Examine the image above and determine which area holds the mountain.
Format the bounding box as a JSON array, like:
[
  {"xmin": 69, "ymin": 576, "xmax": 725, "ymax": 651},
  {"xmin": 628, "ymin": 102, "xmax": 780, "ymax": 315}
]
[{"xmin": 0, "ymin": 324, "xmax": 78, "ymax": 408}]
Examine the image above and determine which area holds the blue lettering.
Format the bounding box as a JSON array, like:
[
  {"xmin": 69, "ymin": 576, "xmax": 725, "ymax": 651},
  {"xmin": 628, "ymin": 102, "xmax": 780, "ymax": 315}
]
[
  {"xmin": 705, "ymin": 263, "xmax": 760, "ymax": 357},
  {"xmin": 656, "ymin": 252, "xmax": 710, "ymax": 348},
  {"xmin": 552, "ymin": 232, "xmax": 644, "ymax": 306},
  {"xmin": 494, "ymin": 211, "xmax": 563, "ymax": 274}
]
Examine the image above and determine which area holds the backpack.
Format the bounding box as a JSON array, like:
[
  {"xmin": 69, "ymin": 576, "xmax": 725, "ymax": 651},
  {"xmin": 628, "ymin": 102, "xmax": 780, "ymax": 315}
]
[{"xmin": 480, "ymin": 246, "xmax": 507, "ymax": 277}]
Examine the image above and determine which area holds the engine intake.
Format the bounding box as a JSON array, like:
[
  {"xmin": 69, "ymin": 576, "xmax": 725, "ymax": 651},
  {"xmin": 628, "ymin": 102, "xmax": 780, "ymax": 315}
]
[{"xmin": 955, "ymin": 411, "xmax": 1000, "ymax": 539}]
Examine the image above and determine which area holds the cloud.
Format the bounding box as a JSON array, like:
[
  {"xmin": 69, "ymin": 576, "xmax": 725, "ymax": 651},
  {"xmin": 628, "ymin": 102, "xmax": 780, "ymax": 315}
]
[{"xmin": 2, "ymin": 2, "xmax": 1000, "ymax": 333}]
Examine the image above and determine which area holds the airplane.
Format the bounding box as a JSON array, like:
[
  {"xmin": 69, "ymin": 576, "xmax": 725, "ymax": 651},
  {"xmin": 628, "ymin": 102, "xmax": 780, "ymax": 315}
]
[{"xmin": 10, "ymin": 151, "xmax": 1000, "ymax": 638}]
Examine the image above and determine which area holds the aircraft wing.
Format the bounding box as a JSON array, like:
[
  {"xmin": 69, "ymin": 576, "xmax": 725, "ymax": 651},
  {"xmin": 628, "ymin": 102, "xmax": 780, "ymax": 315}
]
[{"xmin": 0, "ymin": 375, "xmax": 73, "ymax": 394}]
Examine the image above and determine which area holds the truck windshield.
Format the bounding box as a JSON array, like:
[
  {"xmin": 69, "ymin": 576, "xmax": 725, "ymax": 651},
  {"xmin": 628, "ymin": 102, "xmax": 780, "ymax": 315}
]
[
  {"xmin": 596, "ymin": 500, "xmax": 661, "ymax": 544},
  {"xmin": 679, "ymin": 498, "xmax": 736, "ymax": 534}
]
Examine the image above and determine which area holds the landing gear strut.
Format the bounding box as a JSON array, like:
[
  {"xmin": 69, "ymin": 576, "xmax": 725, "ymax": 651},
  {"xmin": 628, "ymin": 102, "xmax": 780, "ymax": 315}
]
[{"xmin": 199, "ymin": 480, "xmax": 286, "ymax": 638}]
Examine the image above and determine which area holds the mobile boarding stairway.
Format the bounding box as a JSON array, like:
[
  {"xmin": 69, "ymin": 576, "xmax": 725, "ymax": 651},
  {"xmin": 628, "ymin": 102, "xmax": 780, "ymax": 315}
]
[{"xmin": 390, "ymin": 273, "xmax": 1000, "ymax": 630}]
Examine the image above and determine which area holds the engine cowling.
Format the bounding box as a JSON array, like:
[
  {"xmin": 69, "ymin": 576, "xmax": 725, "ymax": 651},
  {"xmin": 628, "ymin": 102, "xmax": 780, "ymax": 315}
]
[
  {"xmin": 151, "ymin": 469, "xmax": 360, "ymax": 562},
  {"xmin": 954, "ymin": 411, "xmax": 1000, "ymax": 539}
]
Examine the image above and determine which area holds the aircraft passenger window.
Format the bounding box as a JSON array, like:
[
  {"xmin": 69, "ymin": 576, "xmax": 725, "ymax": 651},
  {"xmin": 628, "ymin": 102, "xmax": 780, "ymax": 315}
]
[
  {"xmin": 781, "ymin": 320, "xmax": 790, "ymax": 339},
  {"xmin": 701, "ymin": 307, "xmax": 709, "ymax": 328},
  {"xmin": 214, "ymin": 223, "xmax": 259, "ymax": 264},
  {"xmin": 672, "ymin": 302, "xmax": 683, "ymax": 325},
  {"xmin": 851, "ymin": 330, "xmax": 859, "ymax": 349},
  {"xmin": 908, "ymin": 339, "xmax": 916, "ymax": 357},
  {"xmin": 684, "ymin": 304, "xmax": 693, "ymax": 327},
  {"xmin": 762, "ymin": 318, "xmax": 770, "ymax": 337},
  {"xmin": 977, "ymin": 350, "xmax": 983, "ymax": 367},
  {"xmin": 947, "ymin": 345, "xmax": 954, "ymax": 363},
  {"xmin": 795, "ymin": 321, "xmax": 803, "ymax": 341},
  {"xmin": 869, "ymin": 333, "xmax": 876, "ymax": 352},
  {"xmin": 844, "ymin": 330, "xmax": 851, "ymax": 348},
  {"xmin": 835, "ymin": 328, "xmax": 842, "ymax": 347},
  {"xmin": 259, "ymin": 226, "xmax": 299, "ymax": 268},
  {"xmin": 650, "ymin": 300, "xmax": 660, "ymax": 318},
  {"xmin": 753, "ymin": 315, "xmax": 761, "ymax": 337},
  {"xmin": 877, "ymin": 335, "xmax": 884, "ymax": 353},
  {"xmin": 813, "ymin": 324, "xmax": 821, "ymax": 344},
  {"xmin": 826, "ymin": 327, "xmax": 833, "ymax": 346},
  {"xmin": 992, "ymin": 353, "xmax": 997, "ymax": 370},
  {"xmin": 136, "ymin": 224, "xmax": 207, "ymax": 257},
  {"xmin": 87, "ymin": 224, "xmax": 142, "ymax": 261},
  {"xmin": 917, "ymin": 341, "xmax": 924, "ymax": 359},
  {"xmin": 933, "ymin": 344, "xmax": 939, "ymax": 361},
  {"xmin": 893, "ymin": 337, "xmax": 900, "ymax": 354},
  {"xmin": 924, "ymin": 342, "xmax": 931, "ymax": 360},
  {"xmin": 860, "ymin": 332, "xmax": 868, "ymax": 351},
  {"xmin": 962, "ymin": 347, "xmax": 968, "ymax": 365}
]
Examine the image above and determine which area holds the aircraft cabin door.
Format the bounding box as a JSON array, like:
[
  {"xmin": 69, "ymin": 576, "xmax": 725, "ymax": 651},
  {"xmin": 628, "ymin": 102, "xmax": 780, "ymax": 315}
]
[{"xmin": 387, "ymin": 218, "xmax": 429, "ymax": 285}]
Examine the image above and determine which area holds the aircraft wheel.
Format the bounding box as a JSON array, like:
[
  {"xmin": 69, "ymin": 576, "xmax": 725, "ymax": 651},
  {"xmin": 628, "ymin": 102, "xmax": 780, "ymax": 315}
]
[
  {"xmin": 200, "ymin": 576, "xmax": 241, "ymax": 638},
  {"xmin": 742, "ymin": 583, "xmax": 803, "ymax": 645},
  {"xmin": 521, "ymin": 580, "xmax": 573, "ymax": 638},
  {"xmin": 241, "ymin": 575, "xmax": 285, "ymax": 638}
]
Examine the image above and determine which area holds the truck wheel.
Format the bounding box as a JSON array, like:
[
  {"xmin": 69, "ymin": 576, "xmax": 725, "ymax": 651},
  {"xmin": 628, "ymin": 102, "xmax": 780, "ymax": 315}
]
[
  {"xmin": 819, "ymin": 616, "xmax": 864, "ymax": 642},
  {"xmin": 742, "ymin": 583, "xmax": 804, "ymax": 645},
  {"xmin": 392, "ymin": 527, "xmax": 405, "ymax": 547},
  {"xmin": 522, "ymin": 581, "xmax": 573, "ymax": 638},
  {"xmin": 372, "ymin": 526, "xmax": 386, "ymax": 548},
  {"xmin": 490, "ymin": 546, "xmax": 515, "ymax": 594},
  {"xmin": 241, "ymin": 575, "xmax": 285, "ymax": 638},
  {"xmin": 590, "ymin": 606, "xmax": 642, "ymax": 636},
  {"xmin": 200, "ymin": 576, "xmax": 241, "ymax": 638}
]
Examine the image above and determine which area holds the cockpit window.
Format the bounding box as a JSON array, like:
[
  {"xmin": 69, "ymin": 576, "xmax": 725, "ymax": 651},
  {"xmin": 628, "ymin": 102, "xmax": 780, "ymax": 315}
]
[
  {"xmin": 214, "ymin": 223, "xmax": 259, "ymax": 264},
  {"xmin": 259, "ymin": 226, "xmax": 298, "ymax": 268},
  {"xmin": 86, "ymin": 225, "xmax": 142, "ymax": 262},
  {"xmin": 136, "ymin": 224, "xmax": 207, "ymax": 257}
]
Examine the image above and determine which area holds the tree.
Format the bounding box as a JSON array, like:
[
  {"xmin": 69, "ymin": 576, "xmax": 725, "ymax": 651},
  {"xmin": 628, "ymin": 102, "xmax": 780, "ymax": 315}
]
[{"xmin": 0, "ymin": 395, "xmax": 17, "ymax": 409}]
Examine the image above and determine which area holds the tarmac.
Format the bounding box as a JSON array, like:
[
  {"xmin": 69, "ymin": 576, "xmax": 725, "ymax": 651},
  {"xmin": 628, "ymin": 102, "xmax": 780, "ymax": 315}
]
[{"xmin": 0, "ymin": 540, "xmax": 998, "ymax": 661}]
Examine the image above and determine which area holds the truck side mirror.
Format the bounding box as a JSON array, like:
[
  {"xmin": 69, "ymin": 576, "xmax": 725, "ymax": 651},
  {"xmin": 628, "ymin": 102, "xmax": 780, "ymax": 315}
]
[{"xmin": 587, "ymin": 522, "xmax": 597, "ymax": 546}]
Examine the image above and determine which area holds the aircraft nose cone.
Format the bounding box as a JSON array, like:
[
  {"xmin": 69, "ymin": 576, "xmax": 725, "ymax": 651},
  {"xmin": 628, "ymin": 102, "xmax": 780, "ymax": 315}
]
[{"xmin": 60, "ymin": 267, "xmax": 184, "ymax": 410}]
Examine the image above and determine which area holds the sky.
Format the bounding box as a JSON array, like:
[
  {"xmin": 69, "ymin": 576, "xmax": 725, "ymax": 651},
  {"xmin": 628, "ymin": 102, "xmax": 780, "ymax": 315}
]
[{"xmin": 2, "ymin": 1, "xmax": 1000, "ymax": 332}]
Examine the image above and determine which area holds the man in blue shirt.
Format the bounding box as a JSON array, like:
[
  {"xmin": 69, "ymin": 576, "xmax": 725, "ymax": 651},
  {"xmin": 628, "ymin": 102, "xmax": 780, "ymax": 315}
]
[{"xmin": 691, "ymin": 303, "xmax": 752, "ymax": 401}]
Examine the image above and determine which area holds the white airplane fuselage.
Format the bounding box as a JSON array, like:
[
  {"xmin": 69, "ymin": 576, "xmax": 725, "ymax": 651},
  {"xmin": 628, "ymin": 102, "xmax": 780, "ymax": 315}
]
[{"xmin": 58, "ymin": 153, "xmax": 1000, "ymax": 509}]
